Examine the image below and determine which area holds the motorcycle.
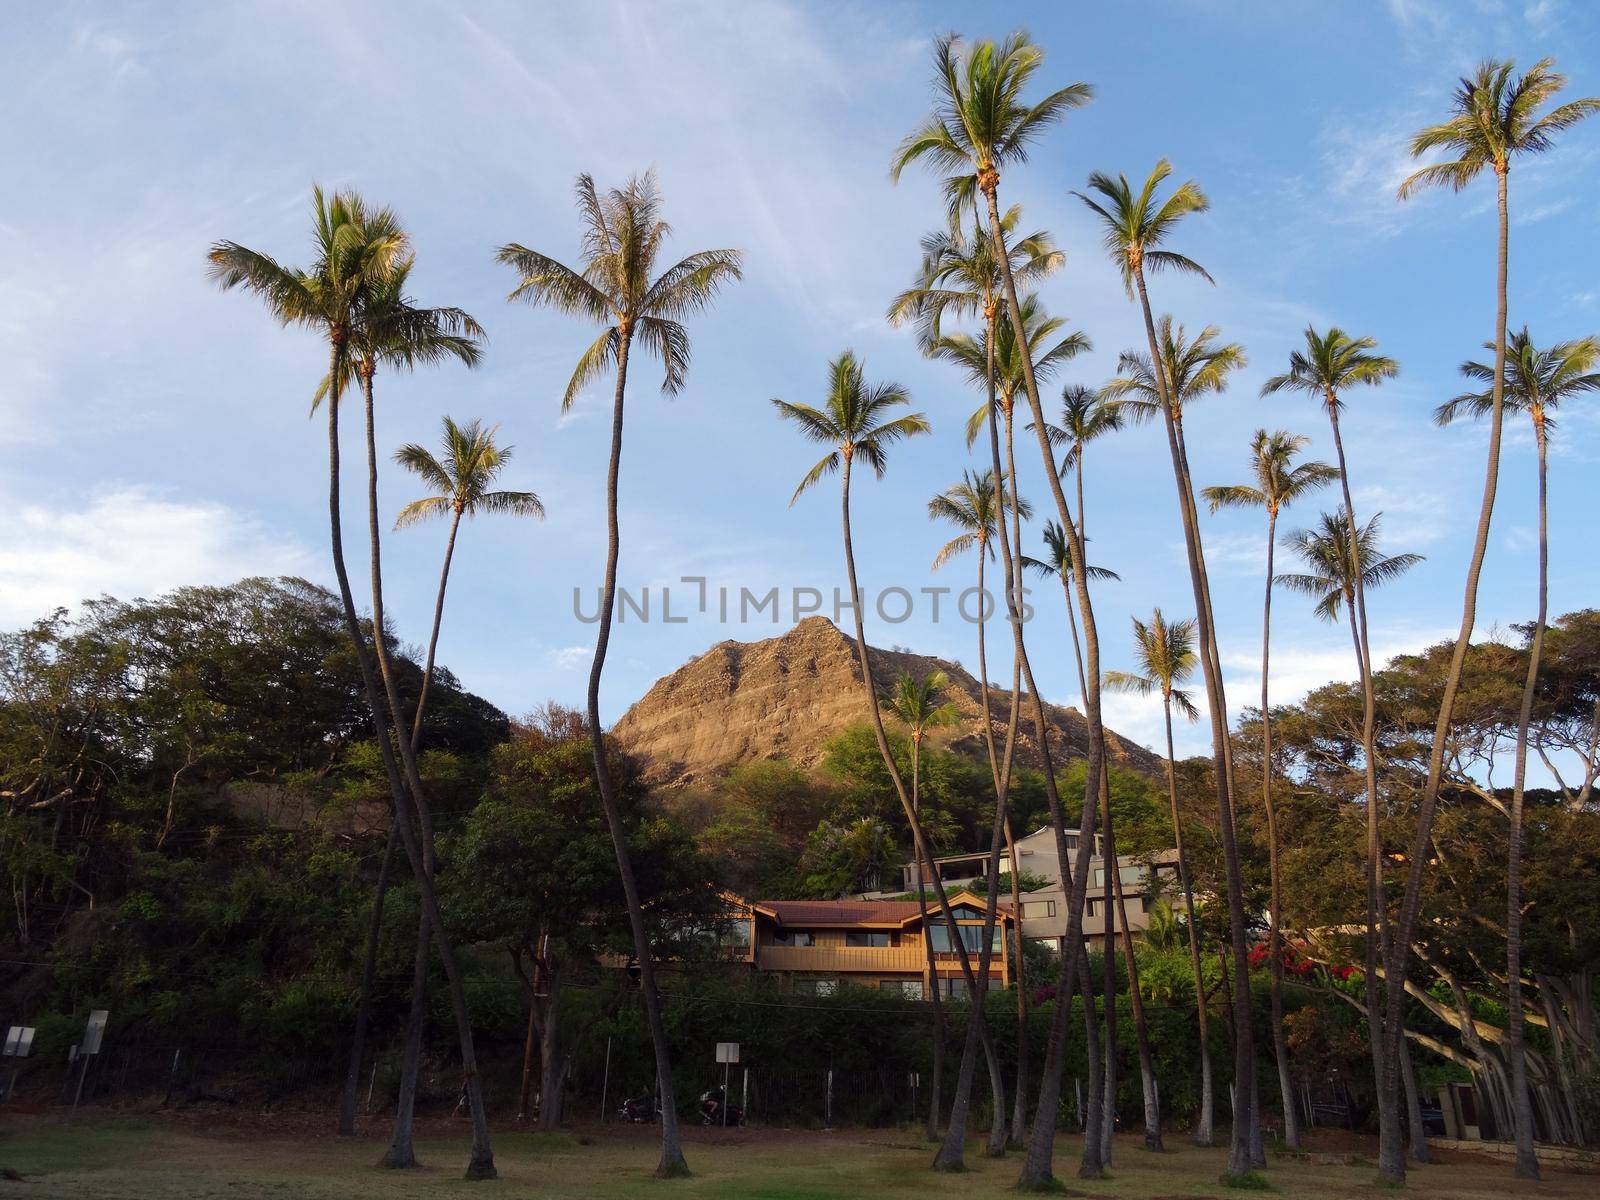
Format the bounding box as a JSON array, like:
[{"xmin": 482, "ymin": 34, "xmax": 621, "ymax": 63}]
[
  {"xmin": 619, "ymin": 1093, "xmax": 658, "ymax": 1123},
  {"xmin": 698, "ymin": 1087, "xmax": 744, "ymax": 1126}
]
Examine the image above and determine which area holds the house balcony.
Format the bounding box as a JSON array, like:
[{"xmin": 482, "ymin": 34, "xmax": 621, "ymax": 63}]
[{"xmin": 755, "ymin": 943, "xmax": 929, "ymax": 974}]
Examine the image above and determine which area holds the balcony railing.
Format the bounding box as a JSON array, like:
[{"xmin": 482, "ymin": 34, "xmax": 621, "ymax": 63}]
[{"xmin": 756, "ymin": 943, "xmax": 927, "ymax": 973}]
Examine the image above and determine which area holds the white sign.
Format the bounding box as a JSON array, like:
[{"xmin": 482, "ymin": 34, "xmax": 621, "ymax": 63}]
[
  {"xmin": 3, "ymin": 1027, "xmax": 35, "ymax": 1057},
  {"xmin": 715, "ymin": 1042, "xmax": 740, "ymax": 1064},
  {"xmin": 81, "ymin": 1010, "xmax": 109, "ymax": 1056}
]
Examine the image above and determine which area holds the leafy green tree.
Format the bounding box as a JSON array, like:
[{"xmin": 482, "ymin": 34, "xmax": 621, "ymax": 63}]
[
  {"xmin": 497, "ymin": 171, "xmax": 741, "ymax": 1180},
  {"xmin": 1395, "ymin": 58, "xmax": 1600, "ymax": 1183}
]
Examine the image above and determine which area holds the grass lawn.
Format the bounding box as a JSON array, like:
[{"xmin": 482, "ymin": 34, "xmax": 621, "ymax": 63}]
[{"xmin": 0, "ymin": 1115, "xmax": 1592, "ymax": 1199}]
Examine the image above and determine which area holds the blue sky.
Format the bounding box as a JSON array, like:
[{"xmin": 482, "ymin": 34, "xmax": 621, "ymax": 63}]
[{"xmin": 4, "ymin": 1, "xmax": 1598, "ymax": 763}]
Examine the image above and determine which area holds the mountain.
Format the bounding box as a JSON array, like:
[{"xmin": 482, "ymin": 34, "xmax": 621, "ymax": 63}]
[{"xmin": 611, "ymin": 616, "xmax": 1161, "ymax": 785}]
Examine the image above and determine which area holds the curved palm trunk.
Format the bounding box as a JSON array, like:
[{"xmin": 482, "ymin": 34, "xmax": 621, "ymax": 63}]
[
  {"xmin": 340, "ymin": 822, "xmax": 396, "ymax": 1136},
  {"xmin": 1077, "ymin": 942, "xmax": 1105, "ymax": 1174},
  {"xmin": 980, "ymin": 193, "xmax": 1109, "ymax": 1188},
  {"xmin": 1004, "ymin": 818, "xmax": 1029, "ymax": 1145},
  {"xmin": 910, "ymin": 742, "xmax": 948, "ymax": 1143},
  {"xmin": 1164, "ymin": 695, "xmax": 1215, "ymax": 1145},
  {"xmin": 1379, "ymin": 167, "xmax": 1511, "ymax": 1186},
  {"xmin": 323, "ymin": 352, "xmax": 494, "ymax": 1180},
  {"xmin": 833, "ymin": 455, "xmax": 998, "ymax": 1173},
  {"xmin": 585, "ymin": 332, "xmax": 690, "ymax": 1179},
  {"xmin": 1322, "ymin": 402, "xmax": 1393, "ymax": 1162},
  {"xmin": 381, "ymin": 507, "xmax": 466, "ymax": 1159},
  {"xmin": 1504, "ymin": 411, "xmax": 1549, "ymax": 1179},
  {"xmin": 1131, "ymin": 266, "xmax": 1254, "ymax": 1178},
  {"xmin": 1101, "ymin": 846, "xmax": 1118, "ymax": 1164},
  {"xmin": 1259, "ymin": 508, "xmax": 1297, "ymax": 1148},
  {"xmin": 1104, "ymin": 752, "xmax": 1161, "ymax": 1151},
  {"xmin": 361, "ymin": 371, "xmax": 492, "ymax": 1178}
]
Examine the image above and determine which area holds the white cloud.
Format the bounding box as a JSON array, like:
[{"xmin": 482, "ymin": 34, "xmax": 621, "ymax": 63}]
[
  {"xmin": 547, "ymin": 645, "xmax": 591, "ymax": 671},
  {"xmin": 0, "ymin": 487, "xmax": 310, "ymax": 627}
]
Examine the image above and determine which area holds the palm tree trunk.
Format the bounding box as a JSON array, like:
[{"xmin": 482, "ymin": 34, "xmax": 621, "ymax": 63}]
[
  {"xmin": 322, "ymin": 348, "xmax": 494, "ymax": 1180},
  {"xmin": 1103, "ymin": 761, "xmax": 1161, "ymax": 1150},
  {"xmin": 834, "ymin": 453, "xmax": 994, "ymax": 1172},
  {"xmin": 1005, "ymin": 817, "xmax": 1029, "ymax": 1146},
  {"xmin": 342, "ymin": 502, "xmax": 462, "ymax": 1141},
  {"xmin": 982, "ymin": 186, "xmax": 1109, "ymax": 1191},
  {"xmin": 411, "ymin": 507, "xmax": 464, "ymax": 747},
  {"xmin": 1505, "ymin": 412, "xmax": 1548, "ymax": 1179},
  {"xmin": 1131, "ymin": 265, "xmax": 1254, "ymax": 1178},
  {"xmin": 583, "ymin": 330, "xmax": 690, "ymax": 1179},
  {"xmin": 1323, "ymin": 403, "xmax": 1393, "ymax": 1163},
  {"xmin": 1101, "ymin": 842, "xmax": 1118, "ymax": 1164},
  {"xmin": 1077, "ymin": 941, "xmax": 1105, "ymax": 1175},
  {"xmin": 1259, "ymin": 507, "xmax": 1297, "ymax": 1148},
  {"xmin": 339, "ymin": 823, "xmax": 396, "ymax": 1136},
  {"xmin": 1379, "ymin": 165, "xmax": 1511, "ymax": 1187},
  {"xmin": 1165, "ymin": 696, "xmax": 1215, "ymax": 1146},
  {"xmin": 383, "ymin": 907, "xmax": 431, "ymax": 1169},
  {"xmin": 362, "ymin": 371, "xmax": 491, "ymax": 1176},
  {"xmin": 911, "ymin": 742, "xmax": 947, "ymax": 1143}
]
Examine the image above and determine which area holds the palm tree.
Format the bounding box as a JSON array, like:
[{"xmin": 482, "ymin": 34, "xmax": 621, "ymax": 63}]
[
  {"xmin": 1045, "ymin": 385, "xmax": 1125, "ymax": 525},
  {"xmin": 1278, "ymin": 514, "xmax": 1422, "ymax": 631},
  {"xmin": 1203, "ymin": 430, "xmax": 1339, "ymax": 1148},
  {"xmin": 209, "ymin": 189, "xmax": 498, "ymax": 1179},
  {"xmin": 776, "ymin": 351, "xmax": 1006, "ymax": 1172},
  {"xmin": 891, "ymin": 36, "xmax": 1107, "ymax": 1186},
  {"xmin": 893, "ymin": 214, "xmax": 1082, "ymax": 1155},
  {"xmin": 1104, "ymin": 609, "xmax": 1215, "ymax": 1146},
  {"xmin": 1437, "ymin": 327, "xmax": 1600, "ymax": 1178},
  {"xmin": 880, "ymin": 669, "xmax": 960, "ymax": 1142},
  {"xmin": 496, "ymin": 171, "xmax": 741, "ymax": 1179},
  {"xmin": 1076, "ymin": 160, "xmax": 1260, "ymax": 1176},
  {"xmin": 1260, "ymin": 333, "xmax": 1399, "ymax": 1151},
  {"xmin": 1392, "ymin": 58, "xmax": 1599, "ymax": 1185}
]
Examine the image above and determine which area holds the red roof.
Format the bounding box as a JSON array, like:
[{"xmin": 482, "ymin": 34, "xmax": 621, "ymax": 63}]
[{"xmin": 754, "ymin": 892, "xmax": 1013, "ymax": 927}]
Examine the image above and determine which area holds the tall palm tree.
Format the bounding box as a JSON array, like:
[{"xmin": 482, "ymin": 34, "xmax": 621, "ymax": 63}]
[
  {"xmin": 496, "ymin": 171, "xmax": 741, "ymax": 1179},
  {"xmin": 893, "ymin": 211, "xmax": 1084, "ymax": 1155},
  {"xmin": 1260, "ymin": 332, "xmax": 1398, "ymax": 1150},
  {"xmin": 880, "ymin": 669, "xmax": 960, "ymax": 1142},
  {"xmin": 1278, "ymin": 514, "xmax": 1423, "ymax": 632},
  {"xmin": 1104, "ymin": 610, "xmax": 1204, "ymax": 1148},
  {"xmin": 776, "ymin": 351, "xmax": 1005, "ymax": 1173},
  {"xmin": 891, "ymin": 35, "xmax": 1108, "ymax": 1186},
  {"xmin": 209, "ymin": 189, "xmax": 498, "ymax": 1179},
  {"xmin": 1203, "ymin": 430, "xmax": 1338, "ymax": 1149},
  {"xmin": 1392, "ymin": 58, "xmax": 1599, "ymax": 1185},
  {"xmin": 1437, "ymin": 327, "xmax": 1600, "ymax": 1177},
  {"xmin": 1076, "ymin": 160, "xmax": 1260, "ymax": 1176},
  {"xmin": 928, "ymin": 467, "xmax": 1031, "ymax": 1158},
  {"xmin": 1045, "ymin": 384, "xmax": 1126, "ymax": 522}
]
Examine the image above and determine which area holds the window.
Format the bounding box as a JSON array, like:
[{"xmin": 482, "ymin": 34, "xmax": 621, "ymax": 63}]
[
  {"xmin": 771, "ymin": 929, "xmax": 814, "ymax": 947},
  {"xmin": 720, "ymin": 919, "xmax": 751, "ymax": 949},
  {"xmin": 846, "ymin": 930, "xmax": 892, "ymax": 948},
  {"xmin": 937, "ymin": 977, "xmax": 969, "ymax": 999},
  {"xmin": 1093, "ymin": 865, "xmax": 1145, "ymax": 888},
  {"xmin": 1021, "ymin": 900, "xmax": 1056, "ymax": 919},
  {"xmin": 1086, "ymin": 898, "xmax": 1100, "ymax": 917},
  {"xmin": 795, "ymin": 978, "xmax": 836, "ymax": 997},
  {"xmin": 930, "ymin": 922, "xmax": 1004, "ymax": 953},
  {"xmin": 879, "ymin": 980, "xmax": 923, "ymax": 999}
]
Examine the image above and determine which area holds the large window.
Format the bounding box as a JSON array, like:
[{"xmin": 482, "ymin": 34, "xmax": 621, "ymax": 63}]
[
  {"xmin": 846, "ymin": 930, "xmax": 891, "ymax": 948},
  {"xmin": 795, "ymin": 978, "xmax": 836, "ymax": 997},
  {"xmin": 720, "ymin": 919, "xmax": 752, "ymax": 949},
  {"xmin": 1021, "ymin": 900, "xmax": 1056, "ymax": 919},
  {"xmin": 879, "ymin": 980, "xmax": 923, "ymax": 999},
  {"xmin": 770, "ymin": 929, "xmax": 814, "ymax": 947},
  {"xmin": 1093, "ymin": 865, "xmax": 1145, "ymax": 888},
  {"xmin": 929, "ymin": 922, "xmax": 1003, "ymax": 953}
]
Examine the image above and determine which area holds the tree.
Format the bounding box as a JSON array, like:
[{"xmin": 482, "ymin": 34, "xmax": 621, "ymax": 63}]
[
  {"xmin": 890, "ymin": 33, "xmax": 1107, "ymax": 1185},
  {"xmin": 1077, "ymin": 155, "xmax": 1258, "ymax": 1173},
  {"xmin": 1392, "ymin": 57, "xmax": 1599, "ymax": 1184},
  {"xmin": 1105, "ymin": 609, "xmax": 1216, "ymax": 1144},
  {"xmin": 776, "ymin": 350, "xmax": 1009, "ymax": 1172},
  {"xmin": 1436, "ymin": 327, "xmax": 1600, "ymax": 1175},
  {"xmin": 1202, "ymin": 429, "xmax": 1339, "ymax": 1147},
  {"xmin": 497, "ymin": 171, "xmax": 741, "ymax": 1179},
  {"xmin": 209, "ymin": 189, "xmax": 497, "ymax": 1178}
]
